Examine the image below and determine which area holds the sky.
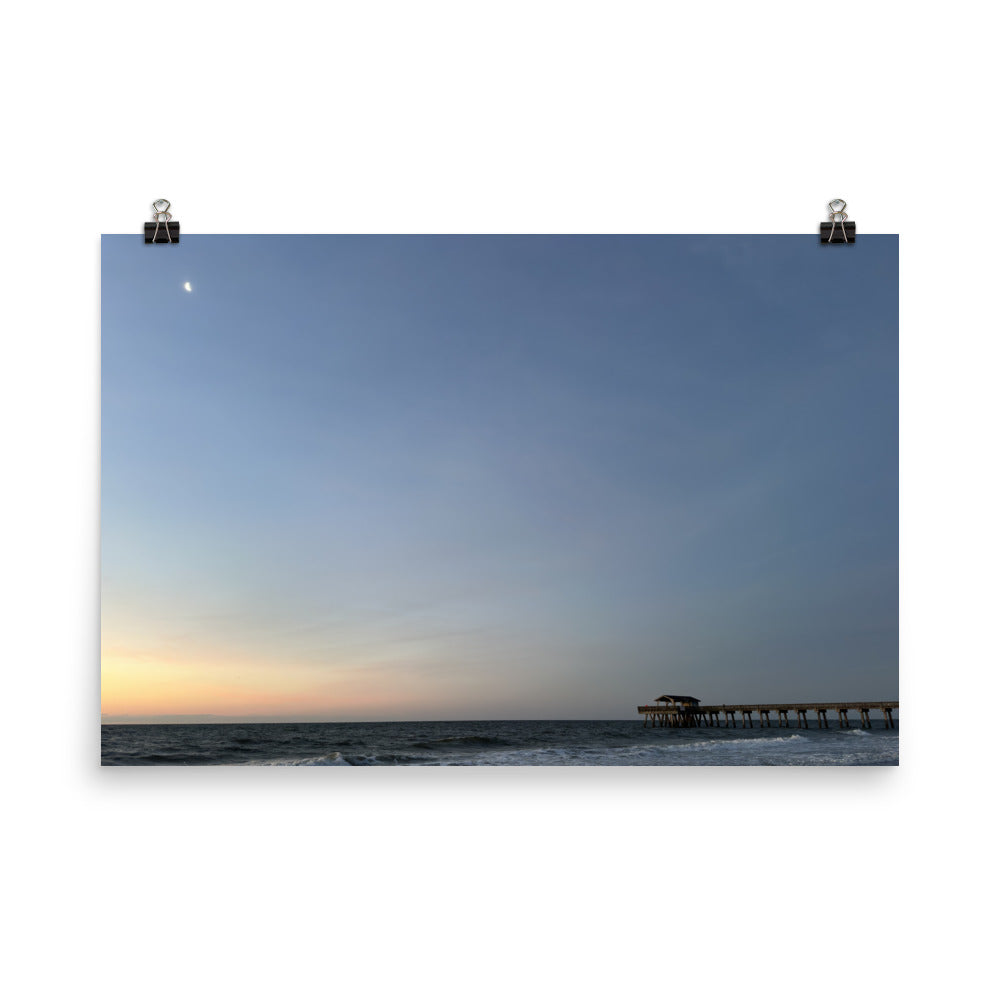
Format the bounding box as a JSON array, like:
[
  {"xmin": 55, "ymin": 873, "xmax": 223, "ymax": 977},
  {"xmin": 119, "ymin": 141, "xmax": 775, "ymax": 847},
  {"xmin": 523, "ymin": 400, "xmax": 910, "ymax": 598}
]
[{"xmin": 101, "ymin": 235, "xmax": 898, "ymax": 722}]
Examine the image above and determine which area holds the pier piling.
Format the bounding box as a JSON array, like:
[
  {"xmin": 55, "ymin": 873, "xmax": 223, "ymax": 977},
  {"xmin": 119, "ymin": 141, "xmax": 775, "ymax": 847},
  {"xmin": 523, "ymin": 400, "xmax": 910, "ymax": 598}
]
[{"xmin": 639, "ymin": 699, "xmax": 898, "ymax": 732}]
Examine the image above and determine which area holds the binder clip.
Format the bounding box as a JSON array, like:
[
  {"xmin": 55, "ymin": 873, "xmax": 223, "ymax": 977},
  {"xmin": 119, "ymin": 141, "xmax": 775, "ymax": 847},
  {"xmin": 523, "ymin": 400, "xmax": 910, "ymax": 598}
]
[
  {"xmin": 820, "ymin": 199, "xmax": 855, "ymax": 244},
  {"xmin": 144, "ymin": 199, "xmax": 179, "ymax": 244}
]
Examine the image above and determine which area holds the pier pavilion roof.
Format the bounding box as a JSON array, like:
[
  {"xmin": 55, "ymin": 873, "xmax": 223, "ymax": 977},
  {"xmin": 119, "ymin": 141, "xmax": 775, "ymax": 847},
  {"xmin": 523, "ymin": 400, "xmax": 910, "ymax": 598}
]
[{"xmin": 655, "ymin": 695, "xmax": 701, "ymax": 704}]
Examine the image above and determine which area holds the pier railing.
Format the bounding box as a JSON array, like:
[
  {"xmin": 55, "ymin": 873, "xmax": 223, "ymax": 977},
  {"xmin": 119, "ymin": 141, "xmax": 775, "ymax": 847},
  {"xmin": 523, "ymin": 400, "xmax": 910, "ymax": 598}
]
[{"xmin": 638, "ymin": 701, "xmax": 898, "ymax": 729}]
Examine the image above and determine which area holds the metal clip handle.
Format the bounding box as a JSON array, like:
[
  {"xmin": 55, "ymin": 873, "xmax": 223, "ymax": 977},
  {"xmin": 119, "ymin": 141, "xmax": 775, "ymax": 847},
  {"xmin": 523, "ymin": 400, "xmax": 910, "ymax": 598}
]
[{"xmin": 827, "ymin": 199, "xmax": 848, "ymax": 243}]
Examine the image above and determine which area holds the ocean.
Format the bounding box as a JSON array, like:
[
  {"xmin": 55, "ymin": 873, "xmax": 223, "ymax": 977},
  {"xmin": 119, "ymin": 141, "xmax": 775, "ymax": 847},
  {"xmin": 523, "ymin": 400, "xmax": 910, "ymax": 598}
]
[{"xmin": 101, "ymin": 719, "xmax": 899, "ymax": 766}]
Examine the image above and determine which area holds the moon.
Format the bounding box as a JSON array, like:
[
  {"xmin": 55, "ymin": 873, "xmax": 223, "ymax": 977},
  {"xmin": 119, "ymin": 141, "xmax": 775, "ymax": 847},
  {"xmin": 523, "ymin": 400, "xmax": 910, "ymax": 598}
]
[{"xmin": 183, "ymin": 281, "xmax": 192, "ymax": 292}]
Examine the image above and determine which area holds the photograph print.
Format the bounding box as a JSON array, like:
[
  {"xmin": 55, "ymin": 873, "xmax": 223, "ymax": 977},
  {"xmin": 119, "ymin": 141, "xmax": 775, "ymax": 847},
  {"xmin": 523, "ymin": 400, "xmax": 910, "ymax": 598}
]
[{"xmin": 101, "ymin": 234, "xmax": 898, "ymax": 765}]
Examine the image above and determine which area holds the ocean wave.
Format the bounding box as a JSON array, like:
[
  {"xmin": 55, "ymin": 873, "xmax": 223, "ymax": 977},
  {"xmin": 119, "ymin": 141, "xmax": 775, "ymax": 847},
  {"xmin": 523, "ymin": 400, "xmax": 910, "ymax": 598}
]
[
  {"xmin": 410, "ymin": 735, "xmax": 513, "ymax": 750},
  {"xmin": 437, "ymin": 733, "xmax": 814, "ymax": 766},
  {"xmin": 259, "ymin": 751, "xmax": 437, "ymax": 766},
  {"xmin": 654, "ymin": 734, "xmax": 808, "ymax": 752},
  {"xmin": 133, "ymin": 751, "xmax": 219, "ymax": 764},
  {"xmin": 262, "ymin": 752, "xmax": 352, "ymax": 766}
]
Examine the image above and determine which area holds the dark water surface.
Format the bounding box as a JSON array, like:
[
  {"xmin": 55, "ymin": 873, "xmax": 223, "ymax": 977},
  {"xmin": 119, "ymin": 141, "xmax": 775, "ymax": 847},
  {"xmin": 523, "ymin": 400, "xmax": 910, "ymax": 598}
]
[{"xmin": 101, "ymin": 719, "xmax": 899, "ymax": 766}]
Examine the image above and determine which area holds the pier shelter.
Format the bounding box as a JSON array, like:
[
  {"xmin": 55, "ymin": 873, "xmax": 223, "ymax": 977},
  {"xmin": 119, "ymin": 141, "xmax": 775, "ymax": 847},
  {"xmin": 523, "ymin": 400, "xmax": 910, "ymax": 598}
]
[{"xmin": 648, "ymin": 695, "xmax": 702, "ymax": 728}]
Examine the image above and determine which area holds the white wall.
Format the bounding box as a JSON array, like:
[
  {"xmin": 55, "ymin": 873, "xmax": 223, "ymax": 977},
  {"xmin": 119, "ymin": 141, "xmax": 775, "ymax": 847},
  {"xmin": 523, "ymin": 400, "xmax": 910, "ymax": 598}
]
[{"xmin": 1, "ymin": 2, "xmax": 995, "ymax": 998}]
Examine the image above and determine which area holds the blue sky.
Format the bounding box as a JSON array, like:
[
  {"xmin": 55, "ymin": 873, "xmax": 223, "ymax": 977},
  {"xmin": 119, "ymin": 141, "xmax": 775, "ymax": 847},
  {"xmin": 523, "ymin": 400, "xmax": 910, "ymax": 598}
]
[{"xmin": 101, "ymin": 235, "xmax": 897, "ymax": 721}]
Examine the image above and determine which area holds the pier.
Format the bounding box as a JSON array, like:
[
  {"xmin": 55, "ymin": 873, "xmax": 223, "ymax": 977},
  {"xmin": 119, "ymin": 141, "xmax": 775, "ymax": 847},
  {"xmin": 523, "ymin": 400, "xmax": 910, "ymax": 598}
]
[{"xmin": 639, "ymin": 695, "xmax": 898, "ymax": 729}]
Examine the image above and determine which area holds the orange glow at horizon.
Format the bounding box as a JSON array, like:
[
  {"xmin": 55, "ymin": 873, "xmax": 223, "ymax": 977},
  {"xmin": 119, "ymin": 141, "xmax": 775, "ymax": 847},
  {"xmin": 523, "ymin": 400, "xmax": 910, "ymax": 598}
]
[
  {"xmin": 99, "ymin": 630, "xmax": 494, "ymax": 719},
  {"xmin": 101, "ymin": 644, "xmax": 416, "ymax": 718}
]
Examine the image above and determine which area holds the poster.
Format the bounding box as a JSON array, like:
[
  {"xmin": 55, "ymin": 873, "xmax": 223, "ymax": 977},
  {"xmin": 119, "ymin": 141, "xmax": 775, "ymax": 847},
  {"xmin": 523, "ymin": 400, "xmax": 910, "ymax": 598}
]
[{"xmin": 101, "ymin": 234, "xmax": 898, "ymax": 765}]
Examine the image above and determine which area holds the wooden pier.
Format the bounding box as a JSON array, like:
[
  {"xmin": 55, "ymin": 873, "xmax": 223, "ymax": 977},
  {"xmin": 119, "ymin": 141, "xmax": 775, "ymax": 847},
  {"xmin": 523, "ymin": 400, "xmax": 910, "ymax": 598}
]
[{"xmin": 639, "ymin": 695, "xmax": 898, "ymax": 729}]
